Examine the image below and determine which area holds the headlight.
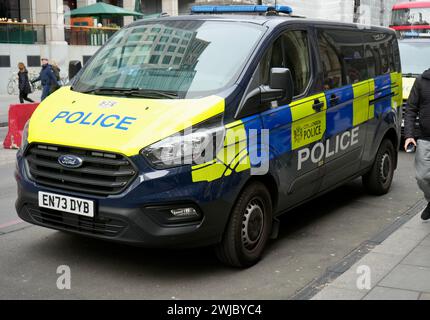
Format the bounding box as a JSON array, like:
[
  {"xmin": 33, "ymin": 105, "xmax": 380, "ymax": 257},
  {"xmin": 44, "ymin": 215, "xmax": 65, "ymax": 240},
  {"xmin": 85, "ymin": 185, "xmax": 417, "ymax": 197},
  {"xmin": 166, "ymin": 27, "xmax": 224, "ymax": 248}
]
[
  {"xmin": 20, "ymin": 120, "xmax": 30, "ymax": 151},
  {"xmin": 142, "ymin": 126, "xmax": 225, "ymax": 169}
]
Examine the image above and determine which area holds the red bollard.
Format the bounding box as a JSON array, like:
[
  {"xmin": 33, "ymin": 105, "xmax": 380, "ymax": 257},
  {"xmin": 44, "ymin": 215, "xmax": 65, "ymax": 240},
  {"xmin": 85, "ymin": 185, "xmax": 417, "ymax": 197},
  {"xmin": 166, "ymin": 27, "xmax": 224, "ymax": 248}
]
[{"xmin": 3, "ymin": 103, "xmax": 39, "ymax": 149}]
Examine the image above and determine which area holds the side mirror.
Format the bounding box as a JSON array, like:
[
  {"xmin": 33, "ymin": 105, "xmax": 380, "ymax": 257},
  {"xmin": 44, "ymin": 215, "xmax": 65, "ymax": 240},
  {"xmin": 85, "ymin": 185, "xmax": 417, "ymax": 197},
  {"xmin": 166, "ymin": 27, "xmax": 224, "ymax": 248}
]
[
  {"xmin": 68, "ymin": 60, "xmax": 82, "ymax": 80},
  {"xmin": 266, "ymin": 67, "xmax": 294, "ymax": 104},
  {"xmin": 234, "ymin": 68, "xmax": 294, "ymax": 119}
]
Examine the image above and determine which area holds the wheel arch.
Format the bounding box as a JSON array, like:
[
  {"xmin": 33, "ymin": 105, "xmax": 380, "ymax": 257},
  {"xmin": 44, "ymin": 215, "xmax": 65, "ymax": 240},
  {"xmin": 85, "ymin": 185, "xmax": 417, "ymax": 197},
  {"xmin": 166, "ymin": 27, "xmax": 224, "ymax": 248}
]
[
  {"xmin": 381, "ymin": 127, "xmax": 400, "ymax": 169},
  {"xmin": 240, "ymin": 173, "xmax": 279, "ymax": 213}
]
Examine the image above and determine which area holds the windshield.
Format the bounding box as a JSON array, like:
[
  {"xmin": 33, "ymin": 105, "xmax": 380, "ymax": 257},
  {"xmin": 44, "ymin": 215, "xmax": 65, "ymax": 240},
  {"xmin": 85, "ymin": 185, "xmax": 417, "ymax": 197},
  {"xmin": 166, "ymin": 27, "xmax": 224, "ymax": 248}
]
[
  {"xmin": 399, "ymin": 41, "xmax": 430, "ymax": 75},
  {"xmin": 392, "ymin": 8, "xmax": 430, "ymax": 26},
  {"xmin": 72, "ymin": 20, "xmax": 265, "ymax": 99}
]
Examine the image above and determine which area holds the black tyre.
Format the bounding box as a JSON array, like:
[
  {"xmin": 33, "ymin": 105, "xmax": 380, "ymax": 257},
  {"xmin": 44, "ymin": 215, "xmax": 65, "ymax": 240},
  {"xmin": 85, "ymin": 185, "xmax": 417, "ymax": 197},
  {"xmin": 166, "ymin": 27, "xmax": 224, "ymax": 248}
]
[
  {"xmin": 362, "ymin": 139, "xmax": 395, "ymax": 195},
  {"xmin": 215, "ymin": 182, "xmax": 272, "ymax": 268}
]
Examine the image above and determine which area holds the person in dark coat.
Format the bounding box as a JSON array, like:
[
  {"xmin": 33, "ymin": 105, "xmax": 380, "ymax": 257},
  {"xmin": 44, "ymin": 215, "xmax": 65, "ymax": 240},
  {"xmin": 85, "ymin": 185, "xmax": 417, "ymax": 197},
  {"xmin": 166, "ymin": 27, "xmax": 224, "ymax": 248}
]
[
  {"xmin": 17, "ymin": 62, "xmax": 34, "ymax": 103},
  {"xmin": 50, "ymin": 60, "xmax": 61, "ymax": 94},
  {"xmin": 404, "ymin": 69, "xmax": 430, "ymax": 220},
  {"xmin": 31, "ymin": 58, "xmax": 57, "ymax": 101}
]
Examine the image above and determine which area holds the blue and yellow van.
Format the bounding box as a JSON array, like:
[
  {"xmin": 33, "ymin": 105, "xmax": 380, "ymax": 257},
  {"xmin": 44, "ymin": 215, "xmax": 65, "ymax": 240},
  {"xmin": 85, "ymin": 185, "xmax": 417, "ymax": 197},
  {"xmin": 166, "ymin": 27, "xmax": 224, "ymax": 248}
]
[{"xmin": 15, "ymin": 5, "xmax": 402, "ymax": 267}]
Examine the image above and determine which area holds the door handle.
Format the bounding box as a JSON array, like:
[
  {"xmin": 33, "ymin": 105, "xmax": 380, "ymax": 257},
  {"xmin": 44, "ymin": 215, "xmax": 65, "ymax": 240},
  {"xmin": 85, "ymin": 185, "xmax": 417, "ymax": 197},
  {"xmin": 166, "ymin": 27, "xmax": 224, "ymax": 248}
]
[{"xmin": 312, "ymin": 99, "xmax": 324, "ymax": 111}]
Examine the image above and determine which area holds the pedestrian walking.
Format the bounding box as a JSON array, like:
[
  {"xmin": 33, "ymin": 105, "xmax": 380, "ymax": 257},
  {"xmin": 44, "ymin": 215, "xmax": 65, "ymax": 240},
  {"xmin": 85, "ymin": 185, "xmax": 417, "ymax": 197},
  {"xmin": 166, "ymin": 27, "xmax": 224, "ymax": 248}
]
[
  {"xmin": 50, "ymin": 60, "xmax": 61, "ymax": 94},
  {"xmin": 404, "ymin": 68, "xmax": 430, "ymax": 220},
  {"xmin": 17, "ymin": 62, "xmax": 34, "ymax": 104},
  {"xmin": 31, "ymin": 58, "xmax": 57, "ymax": 101}
]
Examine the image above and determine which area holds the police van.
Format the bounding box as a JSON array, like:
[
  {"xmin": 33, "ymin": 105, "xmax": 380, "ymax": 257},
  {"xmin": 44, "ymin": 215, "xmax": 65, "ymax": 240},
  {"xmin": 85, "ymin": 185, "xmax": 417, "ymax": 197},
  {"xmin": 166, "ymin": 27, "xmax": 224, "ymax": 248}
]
[{"xmin": 15, "ymin": 5, "xmax": 402, "ymax": 267}]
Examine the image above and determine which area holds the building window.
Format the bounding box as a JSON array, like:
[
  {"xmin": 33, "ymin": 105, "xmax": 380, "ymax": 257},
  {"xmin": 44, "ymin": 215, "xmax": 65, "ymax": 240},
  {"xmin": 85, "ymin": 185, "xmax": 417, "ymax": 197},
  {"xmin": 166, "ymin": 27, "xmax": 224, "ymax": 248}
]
[
  {"xmin": 0, "ymin": 56, "xmax": 11, "ymax": 68},
  {"xmin": 162, "ymin": 55, "xmax": 172, "ymax": 64},
  {"xmin": 27, "ymin": 55, "xmax": 40, "ymax": 67},
  {"xmin": 149, "ymin": 55, "xmax": 160, "ymax": 64},
  {"xmin": 155, "ymin": 44, "xmax": 165, "ymax": 52},
  {"xmin": 83, "ymin": 55, "xmax": 92, "ymax": 65}
]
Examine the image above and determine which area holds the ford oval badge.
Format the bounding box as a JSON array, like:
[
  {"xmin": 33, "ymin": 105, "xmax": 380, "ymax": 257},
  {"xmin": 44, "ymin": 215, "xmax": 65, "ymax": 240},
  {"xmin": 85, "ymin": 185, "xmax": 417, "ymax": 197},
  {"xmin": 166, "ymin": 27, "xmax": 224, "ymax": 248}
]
[{"xmin": 58, "ymin": 155, "xmax": 83, "ymax": 168}]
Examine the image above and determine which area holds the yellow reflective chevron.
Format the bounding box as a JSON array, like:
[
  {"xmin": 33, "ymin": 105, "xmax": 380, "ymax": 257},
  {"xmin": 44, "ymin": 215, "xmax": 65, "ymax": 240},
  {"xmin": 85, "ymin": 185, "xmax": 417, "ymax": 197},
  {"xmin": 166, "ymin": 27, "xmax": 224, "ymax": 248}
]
[
  {"xmin": 391, "ymin": 72, "xmax": 403, "ymax": 108},
  {"xmin": 290, "ymin": 93, "xmax": 327, "ymax": 150},
  {"xmin": 368, "ymin": 78, "xmax": 375, "ymax": 120},
  {"xmin": 352, "ymin": 80, "xmax": 369, "ymax": 126},
  {"xmin": 28, "ymin": 87, "xmax": 225, "ymax": 157},
  {"xmin": 191, "ymin": 121, "xmax": 250, "ymax": 182},
  {"xmin": 191, "ymin": 73, "xmax": 401, "ymax": 183}
]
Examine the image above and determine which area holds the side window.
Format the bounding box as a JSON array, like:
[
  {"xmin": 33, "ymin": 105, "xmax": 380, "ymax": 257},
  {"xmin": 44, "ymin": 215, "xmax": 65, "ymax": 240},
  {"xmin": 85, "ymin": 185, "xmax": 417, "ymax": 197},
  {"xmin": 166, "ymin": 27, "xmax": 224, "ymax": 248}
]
[
  {"xmin": 362, "ymin": 32, "xmax": 399, "ymax": 76},
  {"xmin": 319, "ymin": 29, "xmax": 367, "ymax": 86},
  {"xmin": 392, "ymin": 38, "xmax": 401, "ymax": 73},
  {"xmin": 282, "ymin": 30, "xmax": 311, "ymax": 96},
  {"xmin": 260, "ymin": 30, "xmax": 311, "ymax": 97},
  {"xmin": 260, "ymin": 37, "xmax": 284, "ymax": 86},
  {"xmin": 317, "ymin": 31, "xmax": 343, "ymax": 90},
  {"xmin": 379, "ymin": 34, "xmax": 397, "ymax": 74}
]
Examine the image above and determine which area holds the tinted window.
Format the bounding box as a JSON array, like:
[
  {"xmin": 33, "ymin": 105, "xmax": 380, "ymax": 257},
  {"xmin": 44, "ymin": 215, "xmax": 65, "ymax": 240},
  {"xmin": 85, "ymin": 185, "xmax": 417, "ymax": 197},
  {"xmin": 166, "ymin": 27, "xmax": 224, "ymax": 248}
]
[
  {"xmin": 283, "ymin": 30, "xmax": 311, "ymax": 95},
  {"xmin": 260, "ymin": 30, "xmax": 311, "ymax": 96},
  {"xmin": 362, "ymin": 31, "xmax": 399, "ymax": 76},
  {"xmin": 317, "ymin": 31, "xmax": 343, "ymax": 90},
  {"xmin": 319, "ymin": 29, "xmax": 367, "ymax": 85},
  {"xmin": 260, "ymin": 37, "xmax": 283, "ymax": 86}
]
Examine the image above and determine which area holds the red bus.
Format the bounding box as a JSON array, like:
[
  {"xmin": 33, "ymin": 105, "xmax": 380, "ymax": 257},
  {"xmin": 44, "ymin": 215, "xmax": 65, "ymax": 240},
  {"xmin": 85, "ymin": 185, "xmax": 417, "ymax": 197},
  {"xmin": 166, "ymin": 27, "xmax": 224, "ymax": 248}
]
[{"xmin": 390, "ymin": 1, "xmax": 430, "ymax": 33}]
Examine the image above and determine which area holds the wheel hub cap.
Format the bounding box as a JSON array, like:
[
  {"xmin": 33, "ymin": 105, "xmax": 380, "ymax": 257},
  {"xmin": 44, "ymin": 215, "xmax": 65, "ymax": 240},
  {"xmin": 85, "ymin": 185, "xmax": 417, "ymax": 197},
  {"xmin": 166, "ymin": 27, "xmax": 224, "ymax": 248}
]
[
  {"xmin": 242, "ymin": 200, "xmax": 264, "ymax": 250},
  {"xmin": 380, "ymin": 153, "xmax": 391, "ymax": 182}
]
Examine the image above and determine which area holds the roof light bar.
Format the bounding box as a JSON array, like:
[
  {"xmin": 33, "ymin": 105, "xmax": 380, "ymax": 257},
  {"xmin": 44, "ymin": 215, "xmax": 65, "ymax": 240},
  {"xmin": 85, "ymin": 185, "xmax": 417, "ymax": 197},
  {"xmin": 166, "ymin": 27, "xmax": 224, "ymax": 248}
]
[{"xmin": 191, "ymin": 5, "xmax": 293, "ymax": 15}]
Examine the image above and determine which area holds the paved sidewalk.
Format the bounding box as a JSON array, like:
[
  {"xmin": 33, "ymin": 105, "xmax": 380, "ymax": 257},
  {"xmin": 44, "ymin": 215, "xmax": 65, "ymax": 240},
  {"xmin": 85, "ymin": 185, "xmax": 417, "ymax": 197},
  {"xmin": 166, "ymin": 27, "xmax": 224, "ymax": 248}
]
[{"xmin": 312, "ymin": 210, "xmax": 430, "ymax": 300}]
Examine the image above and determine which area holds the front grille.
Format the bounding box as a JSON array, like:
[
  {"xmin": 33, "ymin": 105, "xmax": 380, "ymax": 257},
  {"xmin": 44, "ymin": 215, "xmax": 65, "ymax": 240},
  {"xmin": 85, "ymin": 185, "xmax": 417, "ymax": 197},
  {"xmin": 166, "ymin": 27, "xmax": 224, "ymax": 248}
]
[
  {"xmin": 25, "ymin": 144, "xmax": 137, "ymax": 196},
  {"xmin": 28, "ymin": 206, "xmax": 127, "ymax": 237}
]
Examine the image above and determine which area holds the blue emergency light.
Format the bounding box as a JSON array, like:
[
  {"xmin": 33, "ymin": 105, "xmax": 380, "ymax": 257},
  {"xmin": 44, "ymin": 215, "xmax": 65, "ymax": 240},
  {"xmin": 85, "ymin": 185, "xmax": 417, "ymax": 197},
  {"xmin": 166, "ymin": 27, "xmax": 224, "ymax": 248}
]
[{"xmin": 191, "ymin": 5, "xmax": 293, "ymax": 15}]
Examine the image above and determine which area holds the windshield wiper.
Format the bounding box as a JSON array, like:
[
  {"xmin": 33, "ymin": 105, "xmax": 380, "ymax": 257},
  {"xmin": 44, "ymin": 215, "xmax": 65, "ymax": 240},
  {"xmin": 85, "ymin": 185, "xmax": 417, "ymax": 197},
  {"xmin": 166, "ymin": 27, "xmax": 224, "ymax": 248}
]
[
  {"xmin": 127, "ymin": 89, "xmax": 179, "ymax": 99},
  {"xmin": 81, "ymin": 87, "xmax": 179, "ymax": 99}
]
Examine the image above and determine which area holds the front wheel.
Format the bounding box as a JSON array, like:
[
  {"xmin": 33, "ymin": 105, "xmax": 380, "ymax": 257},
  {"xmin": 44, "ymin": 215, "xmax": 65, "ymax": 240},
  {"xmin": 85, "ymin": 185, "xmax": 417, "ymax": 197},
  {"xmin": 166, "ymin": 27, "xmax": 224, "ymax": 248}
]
[
  {"xmin": 362, "ymin": 139, "xmax": 395, "ymax": 195},
  {"xmin": 7, "ymin": 80, "xmax": 15, "ymax": 95},
  {"xmin": 215, "ymin": 182, "xmax": 272, "ymax": 268}
]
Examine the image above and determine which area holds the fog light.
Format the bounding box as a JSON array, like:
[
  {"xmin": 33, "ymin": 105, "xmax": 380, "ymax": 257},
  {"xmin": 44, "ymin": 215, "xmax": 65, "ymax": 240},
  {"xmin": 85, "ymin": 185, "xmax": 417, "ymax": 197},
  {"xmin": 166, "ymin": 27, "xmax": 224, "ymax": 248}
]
[{"xmin": 170, "ymin": 207, "xmax": 199, "ymax": 217}]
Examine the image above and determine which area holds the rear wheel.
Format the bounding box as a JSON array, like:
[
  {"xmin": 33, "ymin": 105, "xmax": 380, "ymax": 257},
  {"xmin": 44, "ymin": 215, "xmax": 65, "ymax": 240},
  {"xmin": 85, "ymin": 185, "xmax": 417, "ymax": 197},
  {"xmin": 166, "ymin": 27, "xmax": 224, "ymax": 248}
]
[
  {"xmin": 215, "ymin": 182, "xmax": 272, "ymax": 268},
  {"xmin": 362, "ymin": 139, "xmax": 395, "ymax": 195}
]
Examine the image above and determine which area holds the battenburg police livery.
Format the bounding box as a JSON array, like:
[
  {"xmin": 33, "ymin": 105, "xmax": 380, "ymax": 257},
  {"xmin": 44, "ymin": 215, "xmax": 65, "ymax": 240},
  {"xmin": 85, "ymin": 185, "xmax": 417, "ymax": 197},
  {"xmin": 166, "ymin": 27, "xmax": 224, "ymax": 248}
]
[{"xmin": 15, "ymin": 5, "xmax": 402, "ymax": 267}]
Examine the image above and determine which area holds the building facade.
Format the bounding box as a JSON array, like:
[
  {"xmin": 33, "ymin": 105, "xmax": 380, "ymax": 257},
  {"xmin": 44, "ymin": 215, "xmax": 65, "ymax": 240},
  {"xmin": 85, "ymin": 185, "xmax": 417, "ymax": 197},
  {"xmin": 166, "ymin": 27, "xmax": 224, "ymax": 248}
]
[{"xmin": 0, "ymin": 0, "xmax": 409, "ymax": 94}]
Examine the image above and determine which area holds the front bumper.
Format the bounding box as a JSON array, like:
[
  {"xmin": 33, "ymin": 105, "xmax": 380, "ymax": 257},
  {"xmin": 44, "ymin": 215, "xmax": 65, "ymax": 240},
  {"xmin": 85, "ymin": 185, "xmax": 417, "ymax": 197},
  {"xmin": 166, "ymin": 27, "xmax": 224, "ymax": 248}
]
[{"xmin": 14, "ymin": 150, "xmax": 243, "ymax": 248}]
